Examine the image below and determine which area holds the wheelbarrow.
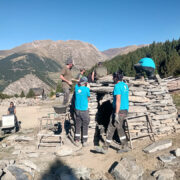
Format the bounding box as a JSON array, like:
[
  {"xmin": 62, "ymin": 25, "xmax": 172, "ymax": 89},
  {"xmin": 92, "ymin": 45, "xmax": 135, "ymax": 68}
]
[{"xmin": 0, "ymin": 114, "xmax": 20, "ymax": 135}]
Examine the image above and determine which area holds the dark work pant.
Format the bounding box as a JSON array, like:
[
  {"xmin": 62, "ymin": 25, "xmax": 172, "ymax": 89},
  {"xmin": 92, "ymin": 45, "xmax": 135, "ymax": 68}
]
[
  {"xmin": 134, "ymin": 64, "xmax": 155, "ymax": 78},
  {"xmin": 62, "ymin": 87, "xmax": 70, "ymax": 105},
  {"xmin": 75, "ymin": 110, "xmax": 90, "ymax": 142},
  {"xmin": 106, "ymin": 110, "xmax": 128, "ymax": 145}
]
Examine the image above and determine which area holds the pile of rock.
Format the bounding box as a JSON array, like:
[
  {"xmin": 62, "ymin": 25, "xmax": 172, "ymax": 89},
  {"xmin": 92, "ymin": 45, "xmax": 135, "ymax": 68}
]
[
  {"xmin": 0, "ymin": 97, "xmax": 55, "ymax": 107},
  {"xmin": 86, "ymin": 75, "xmax": 179, "ymax": 142}
]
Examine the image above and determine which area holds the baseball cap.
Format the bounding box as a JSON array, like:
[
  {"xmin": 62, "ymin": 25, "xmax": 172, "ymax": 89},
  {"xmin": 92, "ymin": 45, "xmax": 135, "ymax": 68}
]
[
  {"xmin": 79, "ymin": 76, "xmax": 88, "ymax": 85},
  {"xmin": 66, "ymin": 57, "xmax": 74, "ymax": 65}
]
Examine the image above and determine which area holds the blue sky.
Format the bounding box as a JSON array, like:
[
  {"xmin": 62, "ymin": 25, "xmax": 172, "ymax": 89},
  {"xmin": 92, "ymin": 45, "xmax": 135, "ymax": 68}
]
[{"xmin": 0, "ymin": 0, "xmax": 180, "ymax": 51}]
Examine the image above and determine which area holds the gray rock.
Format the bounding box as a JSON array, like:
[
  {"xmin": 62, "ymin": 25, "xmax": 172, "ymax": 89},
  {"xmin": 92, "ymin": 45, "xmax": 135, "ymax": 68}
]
[
  {"xmin": 153, "ymin": 169, "xmax": 175, "ymax": 180},
  {"xmin": 0, "ymin": 169, "xmax": 3, "ymax": 177},
  {"xmin": 15, "ymin": 136, "xmax": 34, "ymax": 142},
  {"xmin": 7, "ymin": 166, "xmax": 33, "ymax": 180},
  {"xmin": 12, "ymin": 150, "xmax": 21, "ymax": 155},
  {"xmin": 55, "ymin": 145, "xmax": 78, "ymax": 157},
  {"xmin": 133, "ymin": 91, "xmax": 147, "ymax": 96},
  {"xmin": 129, "ymin": 96, "xmax": 149, "ymax": 103},
  {"xmin": 73, "ymin": 167, "xmax": 91, "ymax": 180},
  {"xmin": 0, "ymin": 160, "xmax": 9, "ymax": 168},
  {"xmin": 111, "ymin": 157, "xmax": 144, "ymax": 180},
  {"xmin": 9, "ymin": 160, "xmax": 15, "ymax": 165},
  {"xmin": 2, "ymin": 143, "xmax": 7, "ymax": 148},
  {"xmin": 174, "ymin": 148, "xmax": 180, "ymax": 157},
  {"xmin": 26, "ymin": 152, "xmax": 39, "ymax": 158},
  {"xmin": 19, "ymin": 160, "xmax": 39, "ymax": 172},
  {"xmin": 143, "ymin": 139, "xmax": 172, "ymax": 153},
  {"xmin": 6, "ymin": 134, "xmax": 19, "ymax": 141},
  {"xmin": 1, "ymin": 168, "xmax": 16, "ymax": 180},
  {"xmin": 129, "ymin": 106, "xmax": 147, "ymax": 113},
  {"xmin": 158, "ymin": 154, "xmax": 176, "ymax": 163}
]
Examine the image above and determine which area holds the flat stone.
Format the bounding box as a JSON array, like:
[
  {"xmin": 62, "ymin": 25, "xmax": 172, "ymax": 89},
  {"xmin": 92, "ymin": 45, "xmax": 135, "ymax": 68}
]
[
  {"xmin": 2, "ymin": 143, "xmax": 7, "ymax": 148},
  {"xmin": 158, "ymin": 154, "xmax": 176, "ymax": 163},
  {"xmin": 1, "ymin": 168, "xmax": 16, "ymax": 180},
  {"xmin": 6, "ymin": 135, "xmax": 19, "ymax": 141},
  {"xmin": 9, "ymin": 160, "xmax": 15, "ymax": 165},
  {"xmin": 0, "ymin": 169, "xmax": 3, "ymax": 177},
  {"xmin": 73, "ymin": 167, "xmax": 91, "ymax": 180},
  {"xmin": 55, "ymin": 145, "xmax": 80, "ymax": 157},
  {"xmin": 153, "ymin": 169, "xmax": 175, "ymax": 180},
  {"xmin": 129, "ymin": 96, "xmax": 149, "ymax": 103},
  {"xmin": 12, "ymin": 150, "xmax": 21, "ymax": 155},
  {"xmin": 132, "ymin": 91, "xmax": 147, "ymax": 96},
  {"xmin": 174, "ymin": 148, "xmax": 180, "ymax": 157},
  {"xmin": 7, "ymin": 166, "xmax": 33, "ymax": 180},
  {"xmin": 129, "ymin": 106, "xmax": 147, "ymax": 113},
  {"xmin": 26, "ymin": 153, "xmax": 39, "ymax": 158},
  {"xmin": 152, "ymin": 113, "xmax": 177, "ymax": 120},
  {"xmin": 90, "ymin": 86, "xmax": 113, "ymax": 93},
  {"xmin": 15, "ymin": 136, "xmax": 34, "ymax": 142},
  {"xmin": 143, "ymin": 139, "xmax": 172, "ymax": 153},
  {"xmin": 111, "ymin": 157, "xmax": 144, "ymax": 180},
  {"xmin": 19, "ymin": 160, "xmax": 39, "ymax": 172}
]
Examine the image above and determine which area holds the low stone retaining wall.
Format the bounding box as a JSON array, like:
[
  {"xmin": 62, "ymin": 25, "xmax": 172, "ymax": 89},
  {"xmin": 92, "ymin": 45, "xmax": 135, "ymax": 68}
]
[{"xmin": 87, "ymin": 75, "xmax": 179, "ymax": 142}]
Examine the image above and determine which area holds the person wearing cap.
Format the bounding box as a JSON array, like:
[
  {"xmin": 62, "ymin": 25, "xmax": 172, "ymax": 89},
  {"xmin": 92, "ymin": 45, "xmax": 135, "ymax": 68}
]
[
  {"xmin": 74, "ymin": 76, "xmax": 90, "ymax": 147},
  {"xmin": 95, "ymin": 71, "xmax": 129, "ymax": 154},
  {"xmin": 134, "ymin": 57, "xmax": 156, "ymax": 79},
  {"xmin": 60, "ymin": 58, "xmax": 74, "ymax": 105}
]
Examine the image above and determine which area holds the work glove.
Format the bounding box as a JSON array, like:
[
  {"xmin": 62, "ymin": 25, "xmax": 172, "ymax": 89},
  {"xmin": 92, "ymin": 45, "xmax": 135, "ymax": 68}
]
[{"xmin": 114, "ymin": 113, "xmax": 119, "ymax": 124}]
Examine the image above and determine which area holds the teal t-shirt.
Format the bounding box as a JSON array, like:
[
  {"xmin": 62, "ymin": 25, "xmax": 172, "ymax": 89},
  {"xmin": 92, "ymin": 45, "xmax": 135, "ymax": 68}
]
[
  {"xmin": 75, "ymin": 84, "xmax": 90, "ymax": 111},
  {"xmin": 139, "ymin": 57, "xmax": 156, "ymax": 69},
  {"xmin": 113, "ymin": 81, "xmax": 129, "ymax": 110}
]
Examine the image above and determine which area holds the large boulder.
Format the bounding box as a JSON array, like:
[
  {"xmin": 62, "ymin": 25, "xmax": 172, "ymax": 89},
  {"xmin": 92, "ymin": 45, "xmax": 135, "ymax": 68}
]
[{"xmin": 111, "ymin": 157, "xmax": 144, "ymax": 180}]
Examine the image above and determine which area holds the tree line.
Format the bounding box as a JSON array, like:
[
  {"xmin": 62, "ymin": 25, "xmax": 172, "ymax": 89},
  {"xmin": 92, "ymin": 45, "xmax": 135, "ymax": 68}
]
[{"xmin": 103, "ymin": 38, "xmax": 180, "ymax": 78}]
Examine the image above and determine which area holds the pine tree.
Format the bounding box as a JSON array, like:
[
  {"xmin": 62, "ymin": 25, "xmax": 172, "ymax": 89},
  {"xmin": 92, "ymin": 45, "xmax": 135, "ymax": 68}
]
[
  {"xmin": 20, "ymin": 90, "xmax": 25, "ymax": 97},
  {"xmin": 26, "ymin": 89, "xmax": 35, "ymax": 98}
]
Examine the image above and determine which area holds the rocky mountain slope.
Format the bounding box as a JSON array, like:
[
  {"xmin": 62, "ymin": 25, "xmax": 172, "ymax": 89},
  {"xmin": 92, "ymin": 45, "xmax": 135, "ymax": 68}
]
[
  {"xmin": 0, "ymin": 40, "xmax": 107, "ymax": 69},
  {"xmin": 3, "ymin": 74, "xmax": 51, "ymax": 95},
  {"xmin": 0, "ymin": 53, "xmax": 60, "ymax": 91},
  {"xmin": 102, "ymin": 44, "xmax": 148, "ymax": 59}
]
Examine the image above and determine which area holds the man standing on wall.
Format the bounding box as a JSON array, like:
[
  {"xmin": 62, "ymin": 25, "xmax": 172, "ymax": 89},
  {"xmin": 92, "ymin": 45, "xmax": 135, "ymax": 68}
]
[
  {"xmin": 60, "ymin": 58, "xmax": 74, "ymax": 105},
  {"xmin": 134, "ymin": 57, "xmax": 156, "ymax": 80},
  {"xmin": 95, "ymin": 71, "xmax": 129, "ymax": 153}
]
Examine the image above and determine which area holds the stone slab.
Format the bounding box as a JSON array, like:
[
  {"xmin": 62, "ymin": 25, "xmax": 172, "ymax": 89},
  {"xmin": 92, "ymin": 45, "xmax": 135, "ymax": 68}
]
[
  {"xmin": 174, "ymin": 148, "xmax": 180, "ymax": 157},
  {"xmin": 111, "ymin": 157, "xmax": 144, "ymax": 180},
  {"xmin": 153, "ymin": 169, "xmax": 175, "ymax": 180},
  {"xmin": 158, "ymin": 154, "xmax": 176, "ymax": 163},
  {"xmin": 143, "ymin": 139, "xmax": 172, "ymax": 153}
]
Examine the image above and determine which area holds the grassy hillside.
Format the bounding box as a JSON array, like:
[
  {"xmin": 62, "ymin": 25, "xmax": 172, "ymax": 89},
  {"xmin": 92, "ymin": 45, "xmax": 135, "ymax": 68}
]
[
  {"xmin": 0, "ymin": 53, "xmax": 61, "ymax": 91},
  {"xmin": 103, "ymin": 39, "xmax": 180, "ymax": 78}
]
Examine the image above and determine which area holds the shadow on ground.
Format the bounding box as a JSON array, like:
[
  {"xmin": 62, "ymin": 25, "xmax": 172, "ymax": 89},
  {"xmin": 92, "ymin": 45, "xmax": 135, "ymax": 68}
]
[{"xmin": 40, "ymin": 159, "xmax": 78, "ymax": 180}]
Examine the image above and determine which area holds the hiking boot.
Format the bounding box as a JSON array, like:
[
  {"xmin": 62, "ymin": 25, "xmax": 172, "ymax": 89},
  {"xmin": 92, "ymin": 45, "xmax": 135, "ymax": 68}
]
[
  {"xmin": 95, "ymin": 146, "xmax": 108, "ymax": 154},
  {"xmin": 74, "ymin": 140, "xmax": 81, "ymax": 147},
  {"xmin": 117, "ymin": 144, "xmax": 131, "ymax": 154}
]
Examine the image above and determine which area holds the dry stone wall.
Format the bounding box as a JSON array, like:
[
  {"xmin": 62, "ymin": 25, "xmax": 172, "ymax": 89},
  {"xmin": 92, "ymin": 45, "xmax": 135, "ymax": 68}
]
[{"xmin": 87, "ymin": 75, "xmax": 179, "ymax": 142}]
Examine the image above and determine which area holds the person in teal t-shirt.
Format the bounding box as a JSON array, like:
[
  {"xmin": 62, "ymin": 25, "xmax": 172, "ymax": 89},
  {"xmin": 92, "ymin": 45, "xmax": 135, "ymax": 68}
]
[
  {"xmin": 74, "ymin": 76, "xmax": 90, "ymax": 147},
  {"xmin": 95, "ymin": 71, "xmax": 129, "ymax": 154},
  {"xmin": 134, "ymin": 57, "xmax": 156, "ymax": 79}
]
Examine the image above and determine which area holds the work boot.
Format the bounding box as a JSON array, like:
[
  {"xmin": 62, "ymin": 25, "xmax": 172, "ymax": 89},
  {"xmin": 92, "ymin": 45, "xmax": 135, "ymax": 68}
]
[
  {"xmin": 74, "ymin": 140, "xmax": 81, "ymax": 147},
  {"xmin": 117, "ymin": 142, "xmax": 130, "ymax": 154},
  {"xmin": 95, "ymin": 146, "xmax": 108, "ymax": 154}
]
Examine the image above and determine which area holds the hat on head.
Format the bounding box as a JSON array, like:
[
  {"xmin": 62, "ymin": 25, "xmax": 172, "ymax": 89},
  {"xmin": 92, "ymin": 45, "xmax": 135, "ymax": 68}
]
[
  {"xmin": 79, "ymin": 76, "xmax": 88, "ymax": 85},
  {"xmin": 66, "ymin": 57, "xmax": 73, "ymax": 65}
]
